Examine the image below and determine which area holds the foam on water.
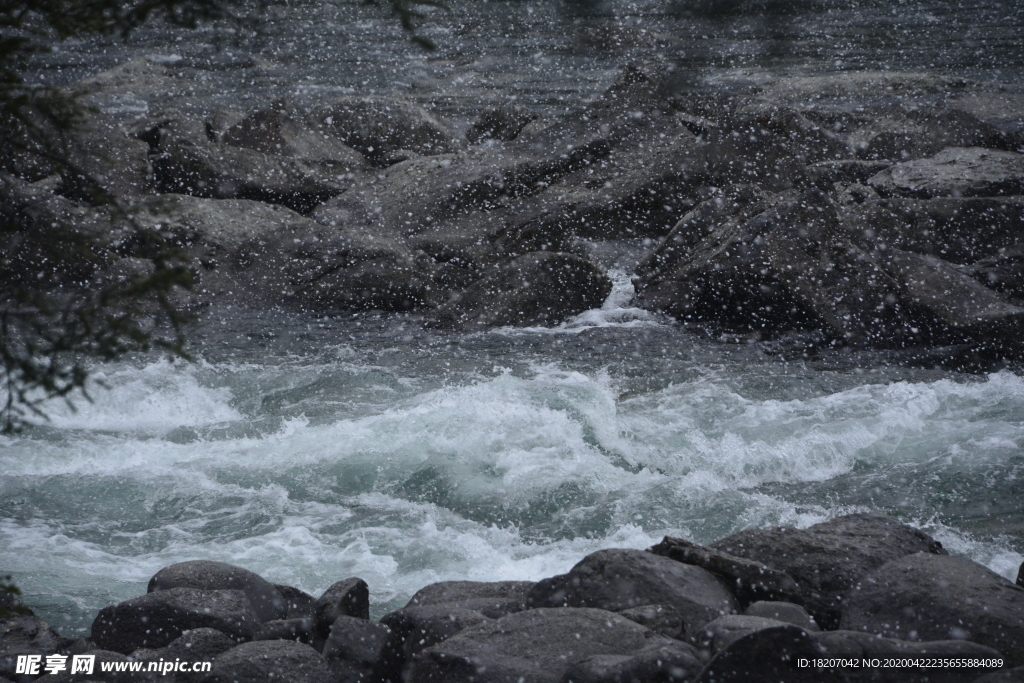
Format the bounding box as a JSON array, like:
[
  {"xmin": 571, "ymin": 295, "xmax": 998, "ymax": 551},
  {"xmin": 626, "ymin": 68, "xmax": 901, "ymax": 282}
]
[{"xmin": 1, "ymin": 353, "xmax": 1022, "ymax": 634}]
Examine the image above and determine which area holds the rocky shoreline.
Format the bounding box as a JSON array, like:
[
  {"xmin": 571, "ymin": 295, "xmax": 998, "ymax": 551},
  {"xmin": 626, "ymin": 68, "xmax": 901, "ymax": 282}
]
[
  {"xmin": 3, "ymin": 60, "xmax": 1024, "ymax": 367},
  {"xmin": 2, "ymin": 514, "xmax": 1023, "ymax": 682}
]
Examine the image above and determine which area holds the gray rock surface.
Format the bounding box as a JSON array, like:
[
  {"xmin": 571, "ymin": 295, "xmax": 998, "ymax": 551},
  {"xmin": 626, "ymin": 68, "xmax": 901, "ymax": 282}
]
[
  {"xmin": 527, "ymin": 548, "xmax": 739, "ymax": 637},
  {"xmin": 377, "ymin": 605, "xmax": 490, "ymax": 683},
  {"xmin": 868, "ymin": 147, "xmax": 1024, "ymax": 199},
  {"xmin": 313, "ymin": 579, "xmax": 369, "ymax": 638},
  {"xmin": 560, "ymin": 641, "xmax": 704, "ymax": 683},
  {"xmin": 616, "ymin": 605, "xmax": 684, "ymax": 640},
  {"xmin": 404, "ymin": 581, "xmax": 534, "ymax": 618},
  {"xmin": 649, "ymin": 536, "xmax": 804, "ymax": 607},
  {"xmin": 407, "ymin": 607, "xmax": 678, "ymax": 683},
  {"xmin": 91, "ymin": 588, "xmax": 260, "ymax": 654},
  {"xmin": 321, "ymin": 615, "xmax": 390, "ymax": 682},
  {"xmin": 273, "ymin": 585, "xmax": 317, "ymax": 620},
  {"xmin": 254, "ymin": 618, "xmax": 314, "ymax": 645},
  {"xmin": 431, "ymin": 251, "xmax": 612, "ymax": 330},
  {"xmin": 839, "ymin": 552, "xmax": 1024, "ymax": 666},
  {"xmin": 198, "ymin": 640, "xmax": 333, "ymax": 683},
  {"xmin": 33, "ymin": 649, "xmax": 159, "ymax": 683},
  {"xmin": 709, "ymin": 514, "xmax": 946, "ymax": 629},
  {"xmin": 695, "ymin": 614, "xmax": 790, "ymax": 655},
  {"xmin": 148, "ymin": 561, "xmax": 285, "ymax": 624},
  {"xmin": 312, "ymin": 96, "xmax": 463, "ymax": 165},
  {"xmin": 742, "ymin": 601, "xmax": 819, "ymax": 631}
]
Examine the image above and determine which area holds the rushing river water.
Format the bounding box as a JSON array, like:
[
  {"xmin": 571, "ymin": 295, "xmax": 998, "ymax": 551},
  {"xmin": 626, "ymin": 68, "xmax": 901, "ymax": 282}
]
[{"xmin": 3, "ymin": 0, "xmax": 1024, "ymax": 637}]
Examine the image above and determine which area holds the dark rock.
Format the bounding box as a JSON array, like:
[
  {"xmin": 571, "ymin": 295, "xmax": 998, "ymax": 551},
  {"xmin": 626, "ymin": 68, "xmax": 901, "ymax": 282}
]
[
  {"xmin": 313, "ymin": 579, "xmax": 369, "ymax": 638},
  {"xmin": 742, "ymin": 601, "xmax": 819, "ymax": 631},
  {"xmin": 376, "ymin": 606, "xmax": 489, "ymax": 683},
  {"xmin": 0, "ymin": 590, "xmax": 30, "ymax": 618},
  {"xmin": 972, "ymin": 246, "xmax": 1024, "ymax": 301},
  {"xmin": 1019, "ymin": 562, "xmax": 1024, "ymax": 589},
  {"xmin": 407, "ymin": 607, "xmax": 679, "ymax": 683},
  {"xmin": 694, "ymin": 614, "xmax": 789, "ymax": 655},
  {"xmin": 839, "ymin": 552, "xmax": 1024, "ymax": 665},
  {"xmin": 868, "ymin": 147, "xmax": 1024, "ymax": 199},
  {"xmin": 149, "ymin": 561, "xmax": 286, "ymax": 623},
  {"xmin": 0, "ymin": 616, "xmax": 63, "ymax": 681},
  {"xmin": 198, "ymin": 640, "xmax": 333, "ymax": 683},
  {"xmin": 432, "ymin": 251, "xmax": 612, "ymax": 330},
  {"xmin": 616, "ymin": 605, "xmax": 684, "ymax": 640},
  {"xmin": 273, "ymin": 585, "xmax": 317, "ymax": 620},
  {"xmin": 221, "ymin": 101, "xmax": 367, "ymax": 166},
  {"xmin": 693, "ymin": 624, "xmax": 1000, "ymax": 683},
  {"xmin": 806, "ymin": 160, "xmax": 894, "ymax": 188},
  {"xmin": 313, "ymin": 96, "xmax": 463, "ymax": 165},
  {"xmin": 649, "ymin": 536, "xmax": 804, "ymax": 607},
  {"xmin": 560, "ymin": 642, "xmax": 704, "ymax": 683},
  {"xmin": 404, "ymin": 581, "xmax": 534, "ymax": 618},
  {"xmin": 841, "ymin": 196, "xmax": 1024, "ymax": 266},
  {"xmin": 709, "ymin": 514, "xmax": 946, "ymax": 630},
  {"xmin": 878, "ymin": 249, "xmax": 1024, "ymax": 344},
  {"xmin": 847, "ymin": 107, "xmax": 1013, "ymax": 161},
  {"xmin": 321, "ymin": 616, "xmax": 390, "ymax": 682},
  {"xmin": 254, "ymin": 618, "xmax": 314, "ymax": 645},
  {"xmin": 91, "ymin": 588, "xmax": 260, "ymax": 654},
  {"xmin": 527, "ymin": 548, "xmax": 739, "ymax": 637},
  {"xmin": 466, "ymin": 105, "xmax": 537, "ymax": 144},
  {"xmin": 698, "ymin": 104, "xmax": 850, "ymax": 192}
]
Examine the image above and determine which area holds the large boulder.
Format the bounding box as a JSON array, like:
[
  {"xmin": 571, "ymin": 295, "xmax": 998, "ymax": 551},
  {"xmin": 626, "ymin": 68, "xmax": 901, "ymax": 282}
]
[
  {"xmin": 321, "ymin": 616, "xmax": 390, "ymax": 682},
  {"xmin": 649, "ymin": 536, "xmax": 804, "ymax": 607},
  {"xmin": 91, "ymin": 588, "xmax": 260, "ymax": 653},
  {"xmin": 313, "ymin": 579, "xmax": 369, "ymax": 639},
  {"xmin": 839, "ymin": 553, "xmax": 1024, "ymax": 666},
  {"xmin": 559, "ymin": 641, "xmax": 704, "ymax": 683},
  {"xmin": 694, "ymin": 614, "xmax": 791, "ymax": 656},
  {"xmin": 0, "ymin": 616, "xmax": 63, "ymax": 681},
  {"xmin": 431, "ymin": 252, "xmax": 612, "ymax": 330},
  {"xmin": 34, "ymin": 649, "xmax": 159, "ymax": 683},
  {"xmin": 274, "ymin": 585, "xmax": 317, "ymax": 620},
  {"xmin": 406, "ymin": 607, "xmax": 681, "ymax": 683},
  {"xmin": 709, "ymin": 515, "xmax": 946, "ymax": 629},
  {"xmin": 404, "ymin": 581, "xmax": 534, "ymax": 618},
  {"xmin": 220, "ymin": 102, "xmax": 366, "ymax": 166},
  {"xmin": 312, "ymin": 96, "xmax": 463, "ymax": 166},
  {"xmin": 846, "ymin": 107, "xmax": 1013, "ymax": 161},
  {"xmin": 868, "ymin": 147, "xmax": 1024, "ymax": 199},
  {"xmin": 743, "ymin": 602, "xmax": 818, "ymax": 631},
  {"xmin": 376, "ymin": 606, "xmax": 490, "ymax": 683},
  {"xmin": 198, "ymin": 640, "xmax": 333, "ymax": 683},
  {"xmin": 148, "ymin": 561, "xmax": 286, "ymax": 624},
  {"xmin": 527, "ymin": 548, "xmax": 739, "ymax": 637}
]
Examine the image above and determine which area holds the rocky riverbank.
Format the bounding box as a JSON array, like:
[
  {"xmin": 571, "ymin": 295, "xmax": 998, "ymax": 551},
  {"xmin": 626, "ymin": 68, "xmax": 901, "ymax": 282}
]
[
  {"xmin": 3, "ymin": 59, "xmax": 1024, "ymax": 367},
  {"xmin": 2, "ymin": 515, "xmax": 1023, "ymax": 682}
]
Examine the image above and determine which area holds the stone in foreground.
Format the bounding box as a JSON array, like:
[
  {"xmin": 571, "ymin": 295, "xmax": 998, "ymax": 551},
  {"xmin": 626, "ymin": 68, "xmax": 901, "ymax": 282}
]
[
  {"xmin": 148, "ymin": 560, "xmax": 285, "ymax": 623},
  {"xmin": 198, "ymin": 640, "xmax": 333, "ymax": 683}
]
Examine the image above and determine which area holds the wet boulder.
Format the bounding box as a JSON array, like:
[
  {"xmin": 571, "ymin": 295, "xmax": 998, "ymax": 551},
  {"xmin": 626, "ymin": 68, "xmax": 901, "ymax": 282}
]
[
  {"xmin": 466, "ymin": 105, "xmax": 537, "ymax": 144},
  {"xmin": 743, "ymin": 601, "xmax": 818, "ymax": 631},
  {"xmin": 649, "ymin": 536, "xmax": 804, "ymax": 607},
  {"xmin": 220, "ymin": 101, "xmax": 366, "ymax": 166},
  {"xmin": 616, "ymin": 605, "xmax": 684, "ymax": 640},
  {"xmin": 847, "ymin": 106, "xmax": 1013, "ymax": 161},
  {"xmin": 0, "ymin": 616, "xmax": 63, "ymax": 681},
  {"xmin": 868, "ymin": 147, "xmax": 1024, "ymax": 199},
  {"xmin": 839, "ymin": 552, "xmax": 1024, "ymax": 665},
  {"xmin": 254, "ymin": 618, "xmax": 315, "ymax": 645},
  {"xmin": 91, "ymin": 588, "xmax": 260, "ymax": 653},
  {"xmin": 312, "ymin": 96, "xmax": 463, "ymax": 166},
  {"xmin": 709, "ymin": 514, "xmax": 946, "ymax": 629},
  {"xmin": 274, "ymin": 585, "xmax": 317, "ymax": 620},
  {"xmin": 148, "ymin": 560, "xmax": 286, "ymax": 623},
  {"xmin": 694, "ymin": 614, "xmax": 790, "ymax": 656},
  {"xmin": 560, "ymin": 641, "xmax": 704, "ymax": 683},
  {"xmin": 431, "ymin": 251, "xmax": 612, "ymax": 331},
  {"xmin": 972, "ymin": 246, "xmax": 1024, "ymax": 302},
  {"xmin": 376, "ymin": 605, "xmax": 490, "ymax": 683},
  {"xmin": 34, "ymin": 649, "xmax": 159, "ymax": 683},
  {"xmin": 313, "ymin": 579, "xmax": 369, "ymax": 639},
  {"xmin": 321, "ymin": 616, "xmax": 390, "ymax": 682},
  {"xmin": 199, "ymin": 640, "xmax": 333, "ymax": 683},
  {"xmin": 527, "ymin": 548, "xmax": 739, "ymax": 637},
  {"xmin": 406, "ymin": 607, "xmax": 680, "ymax": 683},
  {"xmin": 404, "ymin": 580, "xmax": 534, "ymax": 618},
  {"xmin": 156, "ymin": 629, "xmax": 237, "ymax": 683},
  {"xmin": 878, "ymin": 249, "xmax": 1024, "ymax": 344}
]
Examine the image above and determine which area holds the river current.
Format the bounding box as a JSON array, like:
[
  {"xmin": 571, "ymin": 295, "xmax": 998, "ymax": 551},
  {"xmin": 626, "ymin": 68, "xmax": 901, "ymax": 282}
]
[{"xmin": 2, "ymin": 0, "xmax": 1023, "ymax": 636}]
